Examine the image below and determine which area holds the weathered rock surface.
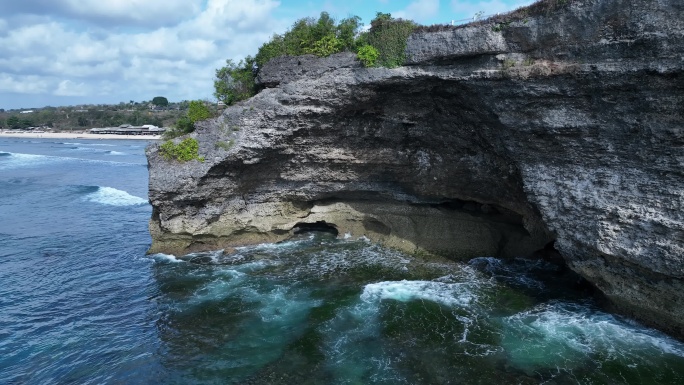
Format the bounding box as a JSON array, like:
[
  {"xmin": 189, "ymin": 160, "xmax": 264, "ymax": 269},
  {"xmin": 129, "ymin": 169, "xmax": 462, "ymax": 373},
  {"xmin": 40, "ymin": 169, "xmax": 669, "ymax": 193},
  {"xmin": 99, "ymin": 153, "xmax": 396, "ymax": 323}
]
[{"xmin": 147, "ymin": 0, "xmax": 684, "ymax": 337}]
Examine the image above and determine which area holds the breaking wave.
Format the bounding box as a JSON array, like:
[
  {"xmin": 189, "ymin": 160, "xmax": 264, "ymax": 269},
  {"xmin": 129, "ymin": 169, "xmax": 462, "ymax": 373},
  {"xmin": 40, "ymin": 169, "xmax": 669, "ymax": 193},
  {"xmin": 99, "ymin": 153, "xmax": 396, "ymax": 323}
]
[
  {"xmin": 0, "ymin": 151, "xmax": 138, "ymax": 170},
  {"xmin": 83, "ymin": 186, "xmax": 147, "ymax": 206},
  {"xmin": 0, "ymin": 151, "xmax": 55, "ymax": 170}
]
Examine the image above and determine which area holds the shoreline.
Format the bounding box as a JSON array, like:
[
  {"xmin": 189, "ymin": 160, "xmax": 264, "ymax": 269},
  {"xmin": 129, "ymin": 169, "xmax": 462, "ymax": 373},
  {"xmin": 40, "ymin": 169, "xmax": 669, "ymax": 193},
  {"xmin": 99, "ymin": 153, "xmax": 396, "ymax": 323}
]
[{"xmin": 0, "ymin": 131, "xmax": 161, "ymax": 140}]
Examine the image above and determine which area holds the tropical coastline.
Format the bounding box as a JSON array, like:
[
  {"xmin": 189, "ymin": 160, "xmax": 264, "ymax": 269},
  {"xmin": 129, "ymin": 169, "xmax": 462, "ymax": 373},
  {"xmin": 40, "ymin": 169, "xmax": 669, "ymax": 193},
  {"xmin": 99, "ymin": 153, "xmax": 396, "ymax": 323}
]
[{"xmin": 0, "ymin": 131, "xmax": 160, "ymax": 140}]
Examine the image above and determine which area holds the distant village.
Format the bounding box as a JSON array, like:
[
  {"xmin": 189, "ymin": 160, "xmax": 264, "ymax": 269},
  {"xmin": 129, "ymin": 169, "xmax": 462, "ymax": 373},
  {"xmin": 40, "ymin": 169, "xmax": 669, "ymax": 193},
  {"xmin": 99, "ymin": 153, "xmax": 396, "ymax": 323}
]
[{"xmin": 88, "ymin": 124, "xmax": 166, "ymax": 135}]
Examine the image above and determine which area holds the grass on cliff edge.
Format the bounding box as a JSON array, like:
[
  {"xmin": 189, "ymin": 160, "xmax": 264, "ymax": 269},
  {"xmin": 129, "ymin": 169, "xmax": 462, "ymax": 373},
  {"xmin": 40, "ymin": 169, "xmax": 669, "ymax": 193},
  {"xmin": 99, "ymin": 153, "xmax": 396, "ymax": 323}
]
[{"xmin": 159, "ymin": 138, "xmax": 204, "ymax": 162}]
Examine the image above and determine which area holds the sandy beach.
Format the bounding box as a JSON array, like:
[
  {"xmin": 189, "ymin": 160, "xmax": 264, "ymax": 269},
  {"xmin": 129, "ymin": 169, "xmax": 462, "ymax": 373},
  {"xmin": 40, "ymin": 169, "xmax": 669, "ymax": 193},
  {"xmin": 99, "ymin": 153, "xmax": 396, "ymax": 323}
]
[{"xmin": 0, "ymin": 131, "xmax": 161, "ymax": 140}]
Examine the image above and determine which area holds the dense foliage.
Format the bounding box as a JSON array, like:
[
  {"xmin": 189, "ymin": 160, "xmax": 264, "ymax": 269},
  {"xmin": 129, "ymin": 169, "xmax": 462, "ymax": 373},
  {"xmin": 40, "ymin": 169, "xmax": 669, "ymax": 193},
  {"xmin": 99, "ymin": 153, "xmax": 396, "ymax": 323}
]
[
  {"xmin": 165, "ymin": 100, "xmax": 214, "ymax": 139},
  {"xmin": 213, "ymin": 12, "xmax": 417, "ymax": 106},
  {"xmin": 214, "ymin": 58, "xmax": 256, "ymax": 105},
  {"xmin": 187, "ymin": 100, "xmax": 212, "ymax": 123},
  {"xmin": 356, "ymin": 45, "xmax": 380, "ymax": 67},
  {"xmin": 253, "ymin": 13, "xmax": 362, "ymax": 68},
  {"xmin": 159, "ymin": 138, "xmax": 204, "ymax": 162},
  {"xmin": 361, "ymin": 13, "xmax": 417, "ymax": 68}
]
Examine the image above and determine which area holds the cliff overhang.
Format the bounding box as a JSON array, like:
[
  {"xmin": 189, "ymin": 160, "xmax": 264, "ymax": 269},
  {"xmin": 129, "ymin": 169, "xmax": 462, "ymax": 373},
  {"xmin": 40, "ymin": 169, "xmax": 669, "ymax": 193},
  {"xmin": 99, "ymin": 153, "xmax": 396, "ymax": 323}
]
[{"xmin": 147, "ymin": 0, "xmax": 684, "ymax": 337}]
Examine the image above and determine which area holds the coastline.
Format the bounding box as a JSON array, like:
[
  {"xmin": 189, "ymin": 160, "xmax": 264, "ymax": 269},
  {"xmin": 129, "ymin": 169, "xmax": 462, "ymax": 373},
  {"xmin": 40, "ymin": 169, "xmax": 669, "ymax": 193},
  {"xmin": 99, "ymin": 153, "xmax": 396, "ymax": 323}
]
[{"xmin": 0, "ymin": 131, "xmax": 161, "ymax": 140}]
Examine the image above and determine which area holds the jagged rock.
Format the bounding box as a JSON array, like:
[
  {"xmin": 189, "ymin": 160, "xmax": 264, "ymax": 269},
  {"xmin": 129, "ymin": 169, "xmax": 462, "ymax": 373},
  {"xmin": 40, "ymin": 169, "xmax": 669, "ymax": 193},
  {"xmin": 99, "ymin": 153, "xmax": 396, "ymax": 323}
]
[
  {"xmin": 255, "ymin": 52, "xmax": 361, "ymax": 88},
  {"xmin": 147, "ymin": 0, "xmax": 684, "ymax": 337}
]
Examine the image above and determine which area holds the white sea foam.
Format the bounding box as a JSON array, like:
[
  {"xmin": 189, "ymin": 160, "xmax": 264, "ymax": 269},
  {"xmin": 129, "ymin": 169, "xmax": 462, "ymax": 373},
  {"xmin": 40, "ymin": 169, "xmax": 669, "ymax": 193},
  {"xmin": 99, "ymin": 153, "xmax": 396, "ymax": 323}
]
[
  {"xmin": 107, "ymin": 151, "xmax": 127, "ymax": 155},
  {"xmin": 181, "ymin": 249, "xmax": 225, "ymax": 263},
  {"xmin": 149, "ymin": 253, "xmax": 183, "ymax": 263},
  {"xmin": 248, "ymin": 285, "xmax": 321, "ymax": 323},
  {"xmin": 361, "ymin": 280, "xmax": 475, "ymax": 307},
  {"xmin": 235, "ymin": 237, "xmax": 309, "ymax": 252},
  {"xmin": 502, "ymin": 301, "xmax": 684, "ymax": 374},
  {"xmin": 84, "ymin": 186, "xmax": 147, "ymax": 206},
  {"xmin": 188, "ymin": 272, "xmax": 248, "ymax": 305}
]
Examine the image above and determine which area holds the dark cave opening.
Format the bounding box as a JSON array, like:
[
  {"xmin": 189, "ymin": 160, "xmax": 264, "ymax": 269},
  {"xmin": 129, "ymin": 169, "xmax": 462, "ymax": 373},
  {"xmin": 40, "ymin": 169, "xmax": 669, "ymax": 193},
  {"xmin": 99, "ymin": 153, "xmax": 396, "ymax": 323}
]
[{"xmin": 292, "ymin": 221, "xmax": 339, "ymax": 236}]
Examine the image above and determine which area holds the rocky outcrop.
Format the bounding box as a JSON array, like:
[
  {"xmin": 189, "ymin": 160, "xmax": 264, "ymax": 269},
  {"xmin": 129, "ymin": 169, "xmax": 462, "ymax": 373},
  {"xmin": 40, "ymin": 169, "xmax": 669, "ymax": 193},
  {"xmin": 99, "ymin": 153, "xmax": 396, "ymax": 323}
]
[{"xmin": 147, "ymin": 0, "xmax": 684, "ymax": 336}]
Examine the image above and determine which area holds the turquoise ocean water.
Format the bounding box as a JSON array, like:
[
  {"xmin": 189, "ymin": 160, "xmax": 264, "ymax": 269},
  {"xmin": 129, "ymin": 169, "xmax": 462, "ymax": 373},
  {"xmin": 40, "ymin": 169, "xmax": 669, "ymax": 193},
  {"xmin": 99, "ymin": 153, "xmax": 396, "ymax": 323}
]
[{"xmin": 1, "ymin": 137, "xmax": 683, "ymax": 384}]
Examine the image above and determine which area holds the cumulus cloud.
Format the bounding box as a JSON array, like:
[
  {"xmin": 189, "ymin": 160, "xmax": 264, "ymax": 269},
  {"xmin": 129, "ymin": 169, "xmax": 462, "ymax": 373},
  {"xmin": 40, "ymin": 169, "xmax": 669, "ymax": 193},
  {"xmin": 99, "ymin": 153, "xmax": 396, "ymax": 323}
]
[
  {"xmin": 0, "ymin": 0, "xmax": 286, "ymax": 108},
  {"xmin": 0, "ymin": 74, "xmax": 50, "ymax": 94},
  {"xmin": 0, "ymin": 0, "xmax": 201, "ymax": 28}
]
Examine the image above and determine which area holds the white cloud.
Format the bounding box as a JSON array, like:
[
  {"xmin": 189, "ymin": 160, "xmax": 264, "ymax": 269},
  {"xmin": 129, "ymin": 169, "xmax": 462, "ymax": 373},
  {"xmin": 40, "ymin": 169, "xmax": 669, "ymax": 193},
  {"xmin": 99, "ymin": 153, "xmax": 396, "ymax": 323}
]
[
  {"xmin": 0, "ymin": 0, "xmax": 202, "ymax": 28},
  {"xmin": 54, "ymin": 80, "xmax": 89, "ymax": 96},
  {"xmin": 0, "ymin": 74, "xmax": 50, "ymax": 94},
  {"xmin": 0, "ymin": 0, "xmax": 286, "ymax": 107},
  {"xmin": 394, "ymin": 0, "xmax": 441, "ymax": 23},
  {"xmin": 62, "ymin": 0, "xmax": 201, "ymax": 25}
]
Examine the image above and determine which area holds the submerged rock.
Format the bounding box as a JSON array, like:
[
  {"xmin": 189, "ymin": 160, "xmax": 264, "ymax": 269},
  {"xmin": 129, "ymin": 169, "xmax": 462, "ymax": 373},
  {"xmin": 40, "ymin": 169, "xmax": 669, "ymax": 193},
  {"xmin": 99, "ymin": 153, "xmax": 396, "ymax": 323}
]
[{"xmin": 147, "ymin": 0, "xmax": 684, "ymax": 337}]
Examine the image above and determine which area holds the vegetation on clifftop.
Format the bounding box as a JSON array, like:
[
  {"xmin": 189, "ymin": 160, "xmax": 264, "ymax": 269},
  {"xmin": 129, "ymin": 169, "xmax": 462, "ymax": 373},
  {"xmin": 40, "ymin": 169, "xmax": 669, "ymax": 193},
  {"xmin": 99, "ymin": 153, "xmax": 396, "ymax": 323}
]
[
  {"xmin": 164, "ymin": 100, "xmax": 214, "ymax": 139},
  {"xmin": 213, "ymin": 12, "xmax": 418, "ymax": 105},
  {"xmin": 159, "ymin": 138, "xmax": 204, "ymax": 162}
]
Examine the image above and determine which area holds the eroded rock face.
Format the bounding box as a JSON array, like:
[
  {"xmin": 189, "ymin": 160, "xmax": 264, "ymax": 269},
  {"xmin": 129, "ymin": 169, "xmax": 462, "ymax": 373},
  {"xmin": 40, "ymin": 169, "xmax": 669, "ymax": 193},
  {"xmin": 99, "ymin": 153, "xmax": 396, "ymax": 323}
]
[{"xmin": 147, "ymin": 0, "xmax": 684, "ymax": 336}]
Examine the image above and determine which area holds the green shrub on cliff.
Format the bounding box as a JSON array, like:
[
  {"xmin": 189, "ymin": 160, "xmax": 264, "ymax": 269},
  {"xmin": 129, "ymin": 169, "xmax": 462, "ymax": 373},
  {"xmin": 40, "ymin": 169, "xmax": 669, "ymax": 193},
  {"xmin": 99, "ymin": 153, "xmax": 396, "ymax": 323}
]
[
  {"xmin": 361, "ymin": 13, "xmax": 417, "ymax": 68},
  {"xmin": 303, "ymin": 34, "xmax": 343, "ymax": 57},
  {"xmin": 357, "ymin": 45, "xmax": 380, "ymax": 67},
  {"xmin": 165, "ymin": 101, "xmax": 214, "ymax": 139},
  {"xmin": 187, "ymin": 100, "xmax": 212, "ymax": 123},
  {"xmin": 159, "ymin": 138, "xmax": 204, "ymax": 162},
  {"xmin": 253, "ymin": 12, "xmax": 363, "ymax": 68}
]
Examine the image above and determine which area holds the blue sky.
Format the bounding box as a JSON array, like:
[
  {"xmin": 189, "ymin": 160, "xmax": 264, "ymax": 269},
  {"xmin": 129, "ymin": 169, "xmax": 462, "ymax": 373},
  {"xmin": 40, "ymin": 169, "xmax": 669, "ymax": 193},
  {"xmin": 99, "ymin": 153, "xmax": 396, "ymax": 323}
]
[{"xmin": 0, "ymin": 0, "xmax": 531, "ymax": 110}]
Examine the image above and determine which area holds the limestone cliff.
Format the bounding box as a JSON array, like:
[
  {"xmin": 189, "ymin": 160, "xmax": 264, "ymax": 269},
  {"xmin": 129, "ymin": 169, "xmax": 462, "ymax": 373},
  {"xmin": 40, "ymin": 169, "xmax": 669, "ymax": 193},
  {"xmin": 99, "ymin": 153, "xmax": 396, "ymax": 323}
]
[{"xmin": 147, "ymin": 0, "xmax": 684, "ymax": 336}]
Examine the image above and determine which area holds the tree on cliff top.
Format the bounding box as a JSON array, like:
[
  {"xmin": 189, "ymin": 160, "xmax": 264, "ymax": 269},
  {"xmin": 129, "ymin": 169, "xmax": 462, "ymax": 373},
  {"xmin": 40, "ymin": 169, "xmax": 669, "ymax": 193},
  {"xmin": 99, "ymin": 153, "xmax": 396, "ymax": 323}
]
[{"xmin": 214, "ymin": 58, "xmax": 256, "ymax": 105}]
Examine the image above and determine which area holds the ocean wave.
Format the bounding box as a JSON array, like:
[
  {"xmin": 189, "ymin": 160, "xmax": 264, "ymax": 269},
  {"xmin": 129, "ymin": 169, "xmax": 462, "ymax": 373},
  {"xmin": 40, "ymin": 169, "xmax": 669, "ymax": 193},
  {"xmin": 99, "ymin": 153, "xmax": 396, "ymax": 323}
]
[
  {"xmin": 83, "ymin": 186, "xmax": 148, "ymax": 206},
  {"xmin": 0, "ymin": 151, "xmax": 55, "ymax": 170},
  {"xmin": 63, "ymin": 146, "xmax": 127, "ymax": 156},
  {"xmin": 0, "ymin": 150, "xmax": 139, "ymax": 170}
]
